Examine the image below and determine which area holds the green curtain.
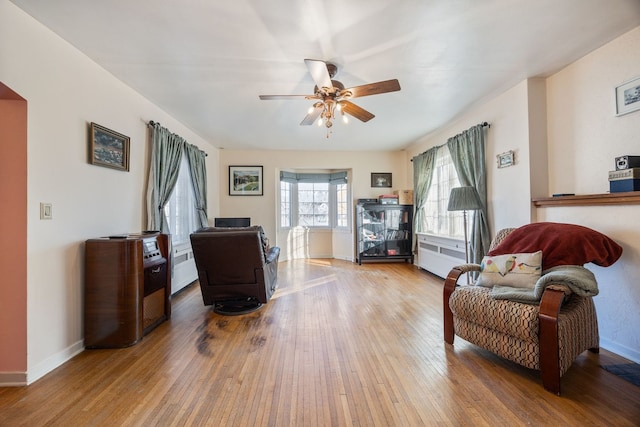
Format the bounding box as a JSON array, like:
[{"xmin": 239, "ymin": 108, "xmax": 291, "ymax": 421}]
[
  {"xmin": 146, "ymin": 122, "xmax": 185, "ymax": 233},
  {"xmin": 412, "ymin": 147, "xmax": 437, "ymax": 234},
  {"xmin": 185, "ymin": 143, "xmax": 208, "ymax": 229},
  {"xmin": 446, "ymin": 124, "xmax": 491, "ymax": 264}
]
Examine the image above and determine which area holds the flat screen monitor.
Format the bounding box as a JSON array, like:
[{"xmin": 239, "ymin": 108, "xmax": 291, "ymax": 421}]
[{"xmin": 214, "ymin": 217, "xmax": 251, "ymax": 228}]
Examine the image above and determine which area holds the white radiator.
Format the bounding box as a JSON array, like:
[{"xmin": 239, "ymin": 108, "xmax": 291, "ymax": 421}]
[
  {"xmin": 416, "ymin": 233, "xmax": 466, "ymax": 278},
  {"xmin": 171, "ymin": 243, "xmax": 197, "ymax": 294}
]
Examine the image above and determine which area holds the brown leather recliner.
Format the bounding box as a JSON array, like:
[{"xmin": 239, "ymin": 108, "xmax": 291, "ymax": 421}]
[{"xmin": 190, "ymin": 226, "xmax": 280, "ymax": 314}]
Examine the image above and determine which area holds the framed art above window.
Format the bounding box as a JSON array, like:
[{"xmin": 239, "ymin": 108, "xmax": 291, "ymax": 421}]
[
  {"xmin": 229, "ymin": 165, "xmax": 263, "ymax": 196},
  {"xmin": 615, "ymin": 76, "xmax": 640, "ymax": 116},
  {"xmin": 89, "ymin": 122, "xmax": 130, "ymax": 171}
]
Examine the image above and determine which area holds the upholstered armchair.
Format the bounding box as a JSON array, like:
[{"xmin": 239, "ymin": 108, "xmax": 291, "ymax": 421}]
[
  {"xmin": 190, "ymin": 226, "xmax": 280, "ymax": 315},
  {"xmin": 443, "ymin": 222, "xmax": 622, "ymax": 395}
]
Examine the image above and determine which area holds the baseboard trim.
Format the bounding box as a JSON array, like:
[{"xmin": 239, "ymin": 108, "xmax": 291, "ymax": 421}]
[
  {"xmin": 26, "ymin": 339, "xmax": 85, "ymax": 385},
  {"xmin": 0, "ymin": 371, "xmax": 28, "ymax": 386},
  {"xmin": 601, "ymin": 339, "xmax": 640, "ymax": 364}
]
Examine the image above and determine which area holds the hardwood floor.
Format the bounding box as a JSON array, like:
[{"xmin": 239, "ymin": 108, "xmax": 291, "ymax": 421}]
[{"xmin": 1, "ymin": 259, "xmax": 639, "ymax": 426}]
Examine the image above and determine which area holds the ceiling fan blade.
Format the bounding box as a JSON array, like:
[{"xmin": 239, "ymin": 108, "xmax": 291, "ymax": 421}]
[
  {"xmin": 304, "ymin": 59, "xmax": 333, "ymax": 90},
  {"xmin": 300, "ymin": 104, "xmax": 323, "ymax": 126},
  {"xmin": 345, "ymin": 79, "xmax": 401, "ymax": 98},
  {"xmin": 259, "ymin": 94, "xmax": 314, "ymax": 100},
  {"xmin": 341, "ymin": 100, "xmax": 375, "ymax": 122}
]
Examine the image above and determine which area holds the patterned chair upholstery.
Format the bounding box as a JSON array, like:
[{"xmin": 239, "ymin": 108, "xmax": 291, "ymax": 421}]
[{"xmin": 443, "ymin": 228, "xmax": 599, "ymax": 395}]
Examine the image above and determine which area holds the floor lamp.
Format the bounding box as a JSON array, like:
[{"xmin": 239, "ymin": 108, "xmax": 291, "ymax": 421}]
[{"xmin": 447, "ymin": 186, "xmax": 482, "ymax": 283}]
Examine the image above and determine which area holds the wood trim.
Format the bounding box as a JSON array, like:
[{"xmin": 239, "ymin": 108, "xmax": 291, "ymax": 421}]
[
  {"xmin": 443, "ymin": 268, "xmax": 463, "ymax": 345},
  {"xmin": 532, "ymin": 191, "xmax": 640, "ymax": 207},
  {"xmin": 538, "ymin": 288, "xmax": 565, "ymax": 395}
]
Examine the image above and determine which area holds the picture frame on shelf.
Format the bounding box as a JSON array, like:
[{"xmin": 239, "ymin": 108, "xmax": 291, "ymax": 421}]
[
  {"xmin": 371, "ymin": 172, "xmax": 392, "ymax": 188},
  {"xmin": 615, "ymin": 76, "xmax": 640, "ymax": 116},
  {"xmin": 89, "ymin": 122, "xmax": 130, "ymax": 171},
  {"xmin": 229, "ymin": 165, "xmax": 263, "ymax": 196},
  {"xmin": 497, "ymin": 150, "xmax": 515, "ymax": 168}
]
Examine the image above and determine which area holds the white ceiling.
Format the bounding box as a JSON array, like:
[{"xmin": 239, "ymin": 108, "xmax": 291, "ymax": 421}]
[{"xmin": 10, "ymin": 0, "xmax": 640, "ymax": 151}]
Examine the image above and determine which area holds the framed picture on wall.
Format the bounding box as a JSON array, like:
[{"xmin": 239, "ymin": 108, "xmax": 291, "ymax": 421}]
[
  {"xmin": 89, "ymin": 122, "xmax": 130, "ymax": 171},
  {"xmin": 615, "ymin": 76, "xmax": 640, "ymax": 116},
  {"xmin": 497, "ymin": 150, "xmax": 515, "ymax": 168},
  {"xmin": 371, "ymin": 172, "xmax": 392, "ymax": 188},
  {"xmin": 229, "ymin": 165, "xmax": 263, "ymax": 196}
]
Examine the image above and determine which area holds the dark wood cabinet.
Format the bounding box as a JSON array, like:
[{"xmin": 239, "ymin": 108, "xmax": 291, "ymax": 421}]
[
  {"xmin": 356, "ymin": 203, "xmax": 413, "ymax": 264},
  {"xmin": 84, "ymin": 233, "xmax": 171, "ymax": 348}
]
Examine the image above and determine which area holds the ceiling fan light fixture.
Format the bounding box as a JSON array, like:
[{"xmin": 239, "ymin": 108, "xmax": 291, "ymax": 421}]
[{"xmin": 259, "ymin": 59, "xmax": 401, "ymax": 137}]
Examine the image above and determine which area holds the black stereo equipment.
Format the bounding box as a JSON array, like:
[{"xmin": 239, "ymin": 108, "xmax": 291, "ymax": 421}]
[
  {"xmin": 615, "ymin": 155, "xmax": 640, "ymax": 170},
  {"xmin": 214, "ymin": 217, "xmax": 250, "ymax": 227}
]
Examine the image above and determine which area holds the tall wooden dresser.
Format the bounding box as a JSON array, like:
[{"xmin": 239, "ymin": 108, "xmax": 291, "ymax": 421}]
[{"xmin": 84, "ymin": 233, "xmax": 171, "ymax": 348}]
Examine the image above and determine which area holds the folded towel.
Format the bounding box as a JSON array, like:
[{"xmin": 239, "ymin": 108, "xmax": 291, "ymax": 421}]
[{"xmin": 490, "ymin": 265, "xmax": 598, "ymax": 303}]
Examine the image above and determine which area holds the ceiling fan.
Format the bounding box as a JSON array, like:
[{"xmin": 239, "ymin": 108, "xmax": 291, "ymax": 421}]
[{"xmin": 259, "ymin": 59, "xmax": 401, "ymax": 132}]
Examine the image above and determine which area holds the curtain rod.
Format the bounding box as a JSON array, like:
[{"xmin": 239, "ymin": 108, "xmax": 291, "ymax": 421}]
[
  {"xmin": 410, "ymin": 121, "xmax": 490, "ymax": 161},
  {"xmin": 147, "ymin": 120, "xmax": 208, "ymax": 157}
]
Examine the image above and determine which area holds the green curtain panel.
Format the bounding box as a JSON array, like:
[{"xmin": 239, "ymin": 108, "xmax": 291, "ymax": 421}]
[
  {"xmin": 412, "ymin": 147, "xmax": 437, "ymax": 234},
  {"xmin": 146, "ymin": 122, "xmax": 185, "ymax": 233},
  {"xmin": 185, "ymin": 143, "xmax": 208, "ymax": 229},
  {"xmin": 446, "ymin": 124, "xmax": 491, "ymax": 265}
]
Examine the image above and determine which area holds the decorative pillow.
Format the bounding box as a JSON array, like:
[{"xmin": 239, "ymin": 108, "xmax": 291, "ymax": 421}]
[
  {"xmin": 488, "ymin": 222, "xmax": 622, "ymax": 269},
  {"xmin": 476, "ymin": 251, "xmax": 542, "ymax": 289}
]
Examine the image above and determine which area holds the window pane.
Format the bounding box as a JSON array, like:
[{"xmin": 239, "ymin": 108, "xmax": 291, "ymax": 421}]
[
  {"xmin": 423, "ymin": 147, "xmax": 462, "ymax": 238},
  {"xmin": 279, "ymin": 173, "xmax": 349, "ymax": 229},
  {"xmin": 296, "ymin": 182, "xmax": 329, "ymax": 227},
  {"xmin": 299, "ymin": 215, "xmax": 314, "ymax": 227},
  {"xmin": 164, "ymin": 156, "xmax": 199, "ymax": 245},
  {"xmin": 280, "ymin": 181, "xmax": 291, "ymax": 227},
  {"xmin": 336, "ymin": 183, "xmax": 348, "ymax": 227}
]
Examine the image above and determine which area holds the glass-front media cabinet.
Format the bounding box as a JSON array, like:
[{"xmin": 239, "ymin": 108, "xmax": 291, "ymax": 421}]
[{"xmin": 356, "ymin": 202, "xmax": 413, "ymax": 264}]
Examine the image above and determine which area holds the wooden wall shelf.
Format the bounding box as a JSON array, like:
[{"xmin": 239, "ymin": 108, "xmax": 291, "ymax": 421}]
[{"xmin": 532, "ymin": 192, "xmax": 640, "ymax": 207}]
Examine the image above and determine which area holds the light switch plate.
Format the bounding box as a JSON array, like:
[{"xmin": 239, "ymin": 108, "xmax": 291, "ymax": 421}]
[{"xmin": 40, "ymin": 202, "xmax": 52, "ymax": 220}]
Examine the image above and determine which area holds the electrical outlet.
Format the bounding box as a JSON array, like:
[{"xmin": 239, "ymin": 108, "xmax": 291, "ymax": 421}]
[{"xmin": 40, "ymin": 202, "xmax": 52, "ymax": 220}]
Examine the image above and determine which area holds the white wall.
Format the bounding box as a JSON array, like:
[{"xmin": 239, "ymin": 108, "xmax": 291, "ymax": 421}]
[
  {"xmin": 219, "ymin": 150, "xmax": 408, "ymax": 261},
  {"xmin": 0, "ymin": 1, "xmax": 220, "ymax": 383},
  {"xmin": 541, "ymin": 26, "xmax": 640, "ymax": 362},
  {"xmin": 405, "ymin": 26, "xmax": 640, "ymax": 363}
]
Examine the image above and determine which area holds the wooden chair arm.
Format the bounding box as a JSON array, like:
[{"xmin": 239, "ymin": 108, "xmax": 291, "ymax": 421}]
[
  {"xmin": 443, "ymin": 265, "xmax": 480, "ymax": 344},
  {"xmin": 538, "ymin": 287, "xmax": 565, "ymax": 395},
  {"xmin": 452, "ymin": 263, "xmax": 482, "ymax": 274}
]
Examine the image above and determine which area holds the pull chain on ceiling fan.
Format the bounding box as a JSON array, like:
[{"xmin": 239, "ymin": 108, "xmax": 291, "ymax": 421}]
[{"xmin": 259, "ymin": 59, "xmax": 401, "ymax": 137}]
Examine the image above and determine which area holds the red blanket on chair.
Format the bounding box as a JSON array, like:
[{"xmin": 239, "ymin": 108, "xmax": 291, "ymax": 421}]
[{"xmin": 488, "ymin": 222, "xmax": 622, "ymax": 269}]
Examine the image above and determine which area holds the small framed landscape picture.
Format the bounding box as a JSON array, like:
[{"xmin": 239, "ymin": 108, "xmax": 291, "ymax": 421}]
[
  {"xmin": 615, "ymin": 76, "xmax": 640, "ymax": 116},
  {"xmin": 229, "ymin": 165, "xmax": 263, "ymax": 196},
  {"xmin": 371, "ymin": 172, "xmax": 392, "ymax": 188},
  {"xmin": 89, "ymin": 122, "xmax": 130, "ymax": 171},
  {"xmin": 497, "ymin": 151, "xmax": 515, "ymax": 168}
]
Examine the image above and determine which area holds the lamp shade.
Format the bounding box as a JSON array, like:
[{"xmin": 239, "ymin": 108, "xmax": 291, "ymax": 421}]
[{"xmin": 447, "ymin": 186, "xmax": 482, "ymax": 211}]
